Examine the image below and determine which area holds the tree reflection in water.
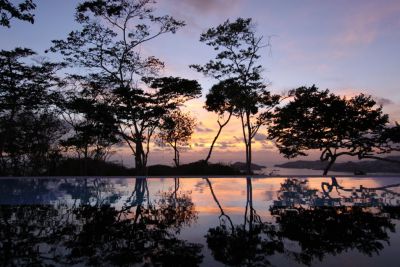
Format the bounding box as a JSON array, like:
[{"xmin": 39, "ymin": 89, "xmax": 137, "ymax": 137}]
[
  {"xmin": 204, "ymin": 177, "xmax": 283, "ymax": 267},
  {"xmin": 1, "ymin": 177, "xmax": 400, "ymax": 266},
  {"xmin": 271, "ymin": 177, "xmax": 400, "ymax": 266},
  {"xmin": 0, "ymin": 178, "xmax": 202, "ymax": 266},
  {"xmin": 204, "ymin": 177, "xmax": 400, "ymax": 267}
]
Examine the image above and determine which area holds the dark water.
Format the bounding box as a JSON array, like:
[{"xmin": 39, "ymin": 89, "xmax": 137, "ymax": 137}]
[{"xmin": 1, "ymin": 177, "xmax": 400, "ymax": 267}]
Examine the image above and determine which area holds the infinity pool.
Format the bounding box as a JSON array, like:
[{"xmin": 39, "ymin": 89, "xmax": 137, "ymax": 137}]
[{"xmin": 1, "ymin": 177, "xmax": 399, "ymax": 266}]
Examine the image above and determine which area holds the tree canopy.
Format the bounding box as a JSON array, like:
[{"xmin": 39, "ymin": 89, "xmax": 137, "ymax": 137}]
[
  {"xmin": 158, "ymin": 110, "xmax": 196, "ymax": 167},
  {"xmin": 269, "ymin": 85, "xmax": 390, "ymax": 174},
  {"xmin": 60, "ymin": 75, "xmax": 120, "ymax": 163},
  {"xmin": 49, "ymin": 0, "xmax": 200, "ymax": 174},
  {"xmin": 191, "ymin": 18, "xmax": 280, "ymax": 173},
  {"xmin": 0, "ymin": 48, "xmax": 64, "ymax": 175}
]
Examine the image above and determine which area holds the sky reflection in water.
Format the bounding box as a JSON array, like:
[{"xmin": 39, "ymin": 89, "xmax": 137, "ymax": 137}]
[{"xmin": 0, "ymin": 177, "xmax": 399, "ymax": 267}]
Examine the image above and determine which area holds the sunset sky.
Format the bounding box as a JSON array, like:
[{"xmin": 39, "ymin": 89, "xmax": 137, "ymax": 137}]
[{"xmin": 1, "ymin": 0, "xmax": 400, "ymax": 167}]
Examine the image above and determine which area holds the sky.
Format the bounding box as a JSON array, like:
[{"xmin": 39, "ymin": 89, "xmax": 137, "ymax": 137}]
[{"xmin": 1, "ymin": 0, "xmax": 400, "ymax": 167}]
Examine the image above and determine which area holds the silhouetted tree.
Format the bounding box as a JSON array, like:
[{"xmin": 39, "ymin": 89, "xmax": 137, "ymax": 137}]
[
  {"xmin": 115, "ymin": 76, "xmax": 201, "ymax": 173},
  {"xmin": 269, "ymin": 85, "xmax": 390, "ymax": 175},
  {"xmin": 203, "ymin": 79, "xmax": 236, "ymax": 163},
  {"xmin": 12, "ymin": 111, "xmax": 64, "ymax": 175},
  {"xmin": 60, "ymin": 75, "xmax": 120, "ymax": 174},
  {"xmin": 0, "ymin": 0, "xmax": 35, "ymax": 27},
  {"xmin": 0, "ymin": 48, "xmax": 65, "ymax": 175},
  {"xmin": 49, "ymin": 0, "xmax": 201, "ymax": 174},
  {"xmin": 61, "ymin": 100, "xmax": 118, "ymax": 161},
  {"xmin": 158, "ymin": 110, "xmax": 196, "ymax": 167},
  {"xmin": 191, "ymin": 18, "xmax": 281, "ymax": 174}
]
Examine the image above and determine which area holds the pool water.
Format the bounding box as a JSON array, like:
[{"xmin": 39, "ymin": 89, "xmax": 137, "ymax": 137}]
[{"xmin": 0, "ymin": 177, "xmax": 399, "ymax": 266}]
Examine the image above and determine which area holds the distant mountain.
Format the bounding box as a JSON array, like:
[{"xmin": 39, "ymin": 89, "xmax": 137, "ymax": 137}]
[
  {"xmin": 275, "ymin": 156, "xmax": 400, "ymax": 174},
  {"xmin": 231, "ymin": 162, "xmax": 266, "ymax": 171}
]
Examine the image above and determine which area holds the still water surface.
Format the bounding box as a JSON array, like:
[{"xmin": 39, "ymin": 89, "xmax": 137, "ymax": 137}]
[{"xmin": 1, "ymin": 177, "xmax": 400, "ymax": 266}]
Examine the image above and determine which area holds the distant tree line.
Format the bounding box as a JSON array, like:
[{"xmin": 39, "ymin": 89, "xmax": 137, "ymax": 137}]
[{"xmin": 1, "ymin": 0, "xmax": 399, "ymax": 176}]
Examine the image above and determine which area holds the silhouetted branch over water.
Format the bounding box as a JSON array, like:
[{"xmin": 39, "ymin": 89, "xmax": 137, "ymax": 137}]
[{"xmin": 269, "ymin": 85, "xmax": 398, "ymax": 175}]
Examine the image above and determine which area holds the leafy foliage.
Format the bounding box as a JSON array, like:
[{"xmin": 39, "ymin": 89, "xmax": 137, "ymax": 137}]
[
  {"xmin": 0, "ymin": 48, "xmax": 65, "ymax": 175},
  {"xmin": 114, "ymin": 76, "xmax": 201, "ymax": 170},
  {"xmin": 158, "ymin": 110, "xmax": 196, "ymax": 167},
  {"xmin": 49, "ymin": 0, "xmax": 199, "ymax": 173},
  {"xmin": 60, "ymin": 75, "xmax": 119, "ymax": 162},
  {"xmin": 191, "ymin": 18, "xmax": 280, "ymax": 173},
  {"xmin": 0, "ymin": 0, "xmax": 35, "ymax": 27},
  {"xmin": 269, "ymin": 85, "xmax": 390, "ymax": 174}
]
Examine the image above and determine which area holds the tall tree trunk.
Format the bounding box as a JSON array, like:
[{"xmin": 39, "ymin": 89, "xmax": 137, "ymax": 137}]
[
  {"xmin": 173, "ymin": 146, "xmax": 180, "ymax": 167},
  {"xmin": 323, "ymin": 156, "xmax": 336, "ymax": 175},
  {"xmin": 204, "ymin": 112, "xmax": 233, "ymax": 163},
  {"xmin": 245, "ymin": 143, "xmax": 249, "ymax": 174},
  {"xmin": 240, "ymin": 112, "xmax": 251, "ymax": 175},
  {"xmin": 135, "ymin": 141, "xmax": 146, "ymax": 175},
  {"xmin": 246, "ymin": 112, "xmax": 252, "ymax": 175},
  {"xmin": 176, "ymin": 149, "xmax": 180, "ymax": 167},
  {"xmin": 247, "ymin": 143, "xmax": 252, "ymax": 175},
  {"xmin": 172, "ymin": 140, "xmax": 180, "ymax": 167},
  {"xmin": 122, "ymin": 132, "xmax": 147, "ymax": 176}
]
